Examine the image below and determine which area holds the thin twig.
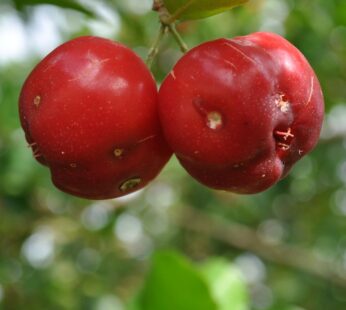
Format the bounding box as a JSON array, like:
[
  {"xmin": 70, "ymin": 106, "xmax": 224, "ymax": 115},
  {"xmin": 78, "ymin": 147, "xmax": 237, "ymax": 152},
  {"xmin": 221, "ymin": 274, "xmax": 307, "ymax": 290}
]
[
  {"xmin": 168, "ymin": 24, "xmax": 189, "ymax": 53},
  {"xmin": 146, "ymin": 24, "xmax": 167, "ymax": 68},
  {"xmin": 178, "ymin": 207, "xmax": 346, "ymax": 289}
]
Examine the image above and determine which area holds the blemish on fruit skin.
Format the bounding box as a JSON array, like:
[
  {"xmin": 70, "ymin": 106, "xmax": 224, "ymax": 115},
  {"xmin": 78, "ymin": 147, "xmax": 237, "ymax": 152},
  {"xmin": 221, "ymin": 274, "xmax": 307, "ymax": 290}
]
[
  {"xmin": 275, "ymin": 94, "xmax": 290, "ymax": 113},
  {"xmin": 34, "ymin": 153, "xmax": 43, "ymax": 159},
  {"xmin": 136, "ymin": 135, "xmax": 156, "ymax": 144},
  {"xmin": 277, "ymin": 142, "xmax": 290, "ymax": 151},
  {"xmin": 27, "ymin": 142, "xmax": 37, "ymax": 148},
  {"xmin": 29, "ymin": 142, "xmax": 41, "ymax": 158},
  {"xmin": 275, "ymin": 128, "xmax": 294, "ymax": 141},
  {"xmin": 114, "ymin": 148, "xmax": 124, "ymax": 158},
  {"xmin": 274, "ymin": 128, "xmax": 294, "ymax": 152},
  {"xmin": 112, "ymin": 136, "xmax": 156, "ymax": 160},
  {"xmin": 33, "ymin": 149, "xmax": 42, "ymax": 158},
  {"xmin": 305, "ymin": 76, "xmax": 314, "ymax": 106},
  {"xmin": 70, "ymin": 163, "xmax": 77, "ymax": 168},
  {"xmin": 233, "ymin": 163, "xmax": 244, "ymax": 168},
  {"xmin": 119, "ymin": 177, "xmax": 142, "ymax": 193},
  {"xmin": 193, "ymin": 99, "xmax": 224, "ymax": 130},
  {"xmin": 170, "ymin": 70, "xmax": 176, "ymax": 80},
  {"xmin": 224, "ymin": 60, "xmax": 237, "ymax": 70},
  {"xmin": 224, "ymin": 42, "xmax": 257, "ymax": 66},
  {"xmin": 33, "ymin": 96, "xmax": 41, "ymax": 108},
  {"xmin": 207, "ymin": 111, "xmax": 223, "ymax": 130}
]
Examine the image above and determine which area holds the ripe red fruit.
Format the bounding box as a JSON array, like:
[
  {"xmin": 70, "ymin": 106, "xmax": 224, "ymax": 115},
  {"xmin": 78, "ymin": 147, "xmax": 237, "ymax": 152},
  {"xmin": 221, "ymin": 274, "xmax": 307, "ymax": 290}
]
[
  {"xmin": 19, "ymin": 36, "xmax": 172, "ymax": 199},
  {"xmin": 158, "ymin": 32, "xmax": 324, "ymax": 194}
]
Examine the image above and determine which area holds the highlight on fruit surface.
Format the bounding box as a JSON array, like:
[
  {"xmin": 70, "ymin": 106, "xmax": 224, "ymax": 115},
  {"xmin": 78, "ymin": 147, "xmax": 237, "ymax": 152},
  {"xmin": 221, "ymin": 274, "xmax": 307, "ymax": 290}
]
[
  {"xmin": 19, "ymin": 36, "xmax": 172, "ymax": 200},
  {"xmin": 158, "ymin": 32, "xmax": 324, "ymax": 194}
]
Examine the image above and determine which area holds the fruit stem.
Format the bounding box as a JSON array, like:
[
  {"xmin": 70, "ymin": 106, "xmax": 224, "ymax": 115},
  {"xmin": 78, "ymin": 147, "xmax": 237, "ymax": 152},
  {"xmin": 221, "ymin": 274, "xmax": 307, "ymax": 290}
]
[
  {"xmin": 147, "ymin": 0, "xmax": 189, "ymax": 67},
  {"xmin": 146, "ymin": 23, "xmax": 167, "ymax": 68},
  {"xmin": 168, "ymin": 24, "xmax": 189, "ymax": 53}
]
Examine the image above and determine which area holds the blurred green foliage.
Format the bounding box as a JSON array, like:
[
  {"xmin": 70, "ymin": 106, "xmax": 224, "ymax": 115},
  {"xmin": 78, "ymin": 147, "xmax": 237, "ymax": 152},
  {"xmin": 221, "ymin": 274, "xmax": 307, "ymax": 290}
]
[
  {"xmin": 162, "ymin": 0, "xmax": 249, "ymax": 21},
  {"xmin": 1, "ymin": 0, "xmax": 346, "ymax": 309}
]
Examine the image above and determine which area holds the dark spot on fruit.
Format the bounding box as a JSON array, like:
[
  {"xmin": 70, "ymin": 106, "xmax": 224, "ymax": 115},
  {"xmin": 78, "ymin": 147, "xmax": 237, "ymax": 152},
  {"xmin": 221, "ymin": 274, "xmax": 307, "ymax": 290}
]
[{"xmin": 119, "ymin": 177, "xmax": 141, "ymax": 193}]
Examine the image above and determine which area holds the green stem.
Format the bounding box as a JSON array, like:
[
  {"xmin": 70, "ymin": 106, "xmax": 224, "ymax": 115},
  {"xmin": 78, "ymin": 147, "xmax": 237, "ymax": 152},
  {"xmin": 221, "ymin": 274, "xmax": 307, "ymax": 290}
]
[
  {"xmin": 168, "ymin": 24, "xmax": 189, "ymax": 53},
  {"xmin": 146, "ymin": 24, "xmax": 167, "ymax": 68},
  {"xmin": 147, "ymin": 0, "xmax": 189, "ymax": 67}
]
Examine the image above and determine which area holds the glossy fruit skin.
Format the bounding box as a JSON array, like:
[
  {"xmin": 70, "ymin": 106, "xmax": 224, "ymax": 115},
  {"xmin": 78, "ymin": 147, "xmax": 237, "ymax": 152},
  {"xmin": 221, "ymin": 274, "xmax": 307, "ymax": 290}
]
[
  {"xmin": 19, "ymin": 36, "xmax": 172, "ymax": 199},
  {"xmin": 158, "ymin": 32, "xmax": 324, "ymax": 194}
]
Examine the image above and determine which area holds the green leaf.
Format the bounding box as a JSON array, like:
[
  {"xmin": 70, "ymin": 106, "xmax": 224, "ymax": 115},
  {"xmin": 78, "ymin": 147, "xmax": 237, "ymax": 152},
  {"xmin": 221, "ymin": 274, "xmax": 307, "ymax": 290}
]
[
  {"xmin": 200, "ymin": 259, "xmax": 249, "ymax": 310},
  {"xmin": 162, "ymin": 0, "xmax": 249, "ymax": 21},
  {"xmin": 13, "ymin": 0, "xmax": 96, "ymax": 17},
  {"xmin": 139, "ymin": 251, "xmax": 217, "ymax": 310}
]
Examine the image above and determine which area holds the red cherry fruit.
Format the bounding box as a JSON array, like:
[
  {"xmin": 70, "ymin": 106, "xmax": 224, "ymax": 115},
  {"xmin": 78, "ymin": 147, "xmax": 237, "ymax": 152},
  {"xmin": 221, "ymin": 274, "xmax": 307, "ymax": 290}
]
[
  {"xmin": 19, "ymin": 36, "xmax": 172, "ymax": 199},
  {"xmin": 158, "ymin": 32, "xmax": 324, "ymax": 194}
]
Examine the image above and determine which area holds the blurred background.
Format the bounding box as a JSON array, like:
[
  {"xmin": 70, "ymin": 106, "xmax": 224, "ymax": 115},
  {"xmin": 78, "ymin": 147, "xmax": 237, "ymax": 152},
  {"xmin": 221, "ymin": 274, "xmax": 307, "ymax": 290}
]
[{"xmin": 1, "ymin": 0, "xmax": 346, "ymax": 309}]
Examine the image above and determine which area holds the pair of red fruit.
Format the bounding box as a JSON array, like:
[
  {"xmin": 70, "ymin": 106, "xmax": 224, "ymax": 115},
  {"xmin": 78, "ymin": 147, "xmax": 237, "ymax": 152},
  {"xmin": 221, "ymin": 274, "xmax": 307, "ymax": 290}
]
[{"xmin": 19, "ymin": 32, "xmax": 324, "ymax": 200}]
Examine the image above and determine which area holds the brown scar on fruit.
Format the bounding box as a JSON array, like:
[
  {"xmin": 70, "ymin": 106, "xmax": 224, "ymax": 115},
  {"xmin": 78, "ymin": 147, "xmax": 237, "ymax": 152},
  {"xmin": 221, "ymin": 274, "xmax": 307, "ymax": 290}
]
[
  {"xmin": 113, "ymin": 148, "xmax": 124, "ymax": 158},
  {"xmin": 170, "ymin": 70, "xmax": 176, "ymax": 80},
  {"xmin": 136, "ymin": 134, "xmax": 156, "ymax": 144},
  {"xmin": 275, "ymin": 128, "xmax": 294, "ymax": 141},
  {"xmin": 224, "ymin": 42, "xmax": 257, "ymax": 66},
  {"xmin": 275, "ymin": 94, "xmax": 290, "ymax": 113},
  {"xmin": 70, "ymin": 163, "xmax": 77, "ymax": 168},
  {"xmin": 113, "ymin": 135, "xmax": 156, "ymax": 159},
  {"xmin": 277, "ymin": 142, "xmax": 290, "ymax": 151},
  {"xmin": 119, "ymin": 177, "xmax": 142, "ymax": 193},
  {"xmin": 305, "ymin": 76, "xmax": 314, "ymax": 106},
  {"xmin": 33, "ymin": 96, "xmax": 41, "ymax": 108}
]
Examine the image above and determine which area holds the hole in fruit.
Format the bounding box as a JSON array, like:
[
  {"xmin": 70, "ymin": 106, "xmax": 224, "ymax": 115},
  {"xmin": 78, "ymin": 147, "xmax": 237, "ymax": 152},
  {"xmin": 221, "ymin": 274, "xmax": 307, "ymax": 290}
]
[
  {"xmin": 114, "ymin": 148, "xmax": 124, "ymax": 158},
  {"xmin": 33, "ymin": 96, "xmax": 41, "ymax": 108},
  {"xmin": 119, "ymin": 177, "xmax": 141, "ymax": 193},
  {"xmin": 275, "ymin": 94, "xmax": 290, "ymax": 113},
  {"xmin": 207, "ymin": 111, "xmax": 223, "ymax": 130}
]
